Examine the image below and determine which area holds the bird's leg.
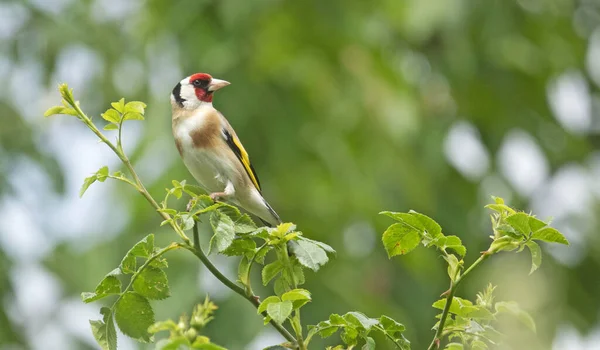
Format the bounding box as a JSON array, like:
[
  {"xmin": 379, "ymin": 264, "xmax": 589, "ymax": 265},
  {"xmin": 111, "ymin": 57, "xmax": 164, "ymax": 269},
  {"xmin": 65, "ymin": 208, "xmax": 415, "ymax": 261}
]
[{"xmin": 210, "ymin": 181, "xmax": 235, "ymax": 202}]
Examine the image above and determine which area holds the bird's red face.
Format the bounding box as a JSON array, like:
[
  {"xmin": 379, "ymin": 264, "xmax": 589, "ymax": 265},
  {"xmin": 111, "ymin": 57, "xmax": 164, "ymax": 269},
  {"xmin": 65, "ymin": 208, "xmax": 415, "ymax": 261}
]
[{"xmin": 171, "ymin": 72, "xmax": 230, "ymax": 109}]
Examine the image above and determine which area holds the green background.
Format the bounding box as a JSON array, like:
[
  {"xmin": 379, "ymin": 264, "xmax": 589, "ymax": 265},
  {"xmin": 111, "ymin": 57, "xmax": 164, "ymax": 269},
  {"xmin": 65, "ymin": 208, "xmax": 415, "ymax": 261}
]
[{"xmin": 1, "ymin": 0, "xmax": 599, "ymax": 349}]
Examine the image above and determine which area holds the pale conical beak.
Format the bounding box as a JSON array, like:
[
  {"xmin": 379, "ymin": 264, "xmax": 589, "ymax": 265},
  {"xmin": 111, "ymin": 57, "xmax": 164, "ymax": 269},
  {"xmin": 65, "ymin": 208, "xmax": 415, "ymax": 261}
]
[{"xmin": 208, "ymin": 78, "xmax": 231, "ymax": 92}]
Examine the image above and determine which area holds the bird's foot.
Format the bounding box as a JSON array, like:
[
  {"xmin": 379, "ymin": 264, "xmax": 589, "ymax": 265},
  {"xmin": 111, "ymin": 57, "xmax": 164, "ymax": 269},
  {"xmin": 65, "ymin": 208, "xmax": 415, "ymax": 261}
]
[{"xmin": 209, "ymin": 191, "xmax": 226, "ymax": 202}]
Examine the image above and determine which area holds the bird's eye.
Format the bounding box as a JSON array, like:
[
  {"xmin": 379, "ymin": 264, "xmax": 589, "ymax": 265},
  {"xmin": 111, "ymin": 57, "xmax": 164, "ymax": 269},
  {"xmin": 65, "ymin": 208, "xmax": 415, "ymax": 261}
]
[{"xmin": 192, "ymin": 79, "xmax": 208, "ymax": 87}]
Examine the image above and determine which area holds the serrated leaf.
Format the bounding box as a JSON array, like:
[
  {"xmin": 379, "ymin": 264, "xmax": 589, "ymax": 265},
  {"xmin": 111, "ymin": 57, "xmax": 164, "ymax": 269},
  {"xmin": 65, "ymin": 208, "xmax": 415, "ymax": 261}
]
[
  {"xmin": 80, "ymin": 175, "xmax": 97, "ymax": 197},
  {"xmin": 234, "ymin": 214, "xmax": 257, "ymax": 233},
  {"xmin": 526, "ymin": 241, "xmax": 542, "ymax": 274},
  {"xmin": 114, "ymin": 292, "xmax": 154, "ymax": 342},
  {"xmin": 89, "ymin": 307, "xmax": 117, "ymax": 350},
  {"xmin": 531, "ymin": 227, "xmax": 569, "ymax": 245},
  {"xmin": 288, "ymin": 240, "xmax": 329, "ymax": 271},
  {"xmin": 409, "ymin": 211, "xmax": 442, "ymax": 237},
  {"xmin": 267, "ymin": 301, "xmax": 293, "ymax": 324},
  {"xmin": 495, "ymin": 301, "xmax": 536, "ymax": 332},
  {"xmin": 82, "ymin": 273, "xmax": 121, "ymax": 303},
  {"xmin": 102, "ymin": 109, "xmax": 121, "ymax": 123},
  {"xmin": 120, "ymin": 234, "xmax": 155, "ymax": 274},
  {"xmin": 209, "ymin": 210, "xmax": 235, "ymax": 254},
  {"xmin": 258, "ymin": 296, "xmax": 281, "ymax": 314},
  {"xmin": 262, "ymin": 260, "xmax": 284, "ymax": 286},
  {"xmin": 505, "ymin": 213, "xmax": 531, "ymax": 235},
  {"xmin": 379, "ymin": 315, "xmax": 405, "ymax": 335},
  {"xmin": 382, "ymin": 223, "xmax": 421, "ymax": 258},
  {"xmin": 133, "ymin": 266, "xmax": 170, "ymax": 300},
  {"xmin": 222, "ymin": 238, "xmax": 256, "ymax": 257}
]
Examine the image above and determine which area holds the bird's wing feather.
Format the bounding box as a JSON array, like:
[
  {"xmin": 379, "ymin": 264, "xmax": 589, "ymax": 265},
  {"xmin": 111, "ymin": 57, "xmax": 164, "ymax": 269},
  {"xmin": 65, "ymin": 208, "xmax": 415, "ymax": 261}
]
[{"xmin": 220, "ymin": 120, "xmax": 262, "ymax": 192}]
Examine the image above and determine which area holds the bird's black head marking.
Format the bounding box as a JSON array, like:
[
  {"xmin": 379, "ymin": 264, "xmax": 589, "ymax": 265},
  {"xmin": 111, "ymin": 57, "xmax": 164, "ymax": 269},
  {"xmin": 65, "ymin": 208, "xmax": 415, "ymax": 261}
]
[{"xmin": 172, "ymin": 82, "xmax": 185, "ymax": 107}]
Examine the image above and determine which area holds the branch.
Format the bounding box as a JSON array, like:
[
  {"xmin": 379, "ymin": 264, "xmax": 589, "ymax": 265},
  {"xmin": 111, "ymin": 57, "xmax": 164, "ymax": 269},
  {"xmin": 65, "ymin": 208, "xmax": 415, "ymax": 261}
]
[{"xmin": 427, "ymin": 253, "xmax": 490, "ymax": 350}]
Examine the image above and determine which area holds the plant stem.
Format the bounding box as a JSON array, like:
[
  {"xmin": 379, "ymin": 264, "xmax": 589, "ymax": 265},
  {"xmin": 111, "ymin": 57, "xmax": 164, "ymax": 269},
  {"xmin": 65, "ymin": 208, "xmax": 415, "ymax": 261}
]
[
  {"xmin": 190, "ymin": 224, "xmax": 297, "ymax": 346},
  {"xmin": 427, "ymin": 253, "xmax": 490, "ymax": 350},
  {"xmin": 282, "ymin": 243, "xmax": 307, "ymax": 350}
]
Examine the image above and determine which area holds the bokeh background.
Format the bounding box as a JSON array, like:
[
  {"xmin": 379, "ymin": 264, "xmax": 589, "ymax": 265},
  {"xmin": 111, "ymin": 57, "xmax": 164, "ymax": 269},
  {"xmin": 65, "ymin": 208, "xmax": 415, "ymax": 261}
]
[{"xmin": 1, "ymin": 0, "xmax": 600, "ymax": 349}]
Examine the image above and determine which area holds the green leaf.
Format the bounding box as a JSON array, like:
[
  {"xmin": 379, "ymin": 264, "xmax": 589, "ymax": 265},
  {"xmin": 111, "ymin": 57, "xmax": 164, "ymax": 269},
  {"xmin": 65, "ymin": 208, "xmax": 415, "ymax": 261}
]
[
  {"xmin": 442, "ymin": 235, "xmax": 466, "ymax": 257},
  {"xmin": 495, "ymin": 301, "xmax": 536, "ymax": 332},
  {"xmin": 266, "ymin": 301, "xmax": 293, "ymax": 324},
  {"xmin": 379, "ymin": 315, "xmax": 406, "ymax": 334},
  {"xmin": 409, "ymin": 211, "xmax": 442, "ymax": 237},
  {"xmin": 102, "ymin": 109, "xmax": 121, "ymax": 123},
  {"xmin": 528, "ymin": 216, "xmax": 547, "ymax": 232},
  {"xmin": 445, "ymin": 343, "xmax": 464, "ymax": 350},
  {"xmin": 432, "ymin": 297, "xmax": 494, "ymax": 319},
  {"xmin": 111, "ymin": 98, "xmax": 125, "ymax": 113},
  {"xmin": 484, "ymin": 203, "xmax": 516, "ymax": 215},
  {"xmin": 148, "ymin": 319, "xmax": 178, "ymax": 334},
  {"xmin": 80, "ymin": 175, "xmax": 97, "ymax": 197},
  {"xmin": 44, "ymin": 105, "xmax": 77, "ymax": 117},
  {"xmin": 90, "ymin": 307, "xmax": 117, "ymax": 350},
  {"xmin": 505, "ymin": 213, "xmax": 531, "ymax": 235},
  {"xmin": 119, "ymin": 234, "xmax": 155, "ymax": 274},
  {"xmin": 488, "ymin": 236, "xmax": 520, "ymax": 253},
  {"xmin": 341, "ymin": 326, "xmax": 359, "ymax": 346},
  {"xmin": 288, "ymin": 240, "xmax": 329, "ymax": 271},
  {"xmin": 233, "ymin": 214, "xmax": 257, "ymax": 233},
  {"xmin": 526, "ymin": 241, "xmax": 542, "ymax": 274},
  {"xmin": 362, "ymin": 337, "xmax": 376, "ymax": 350},
  {"xmin": 344, "ymin": 312, "xmax": 379, "ymax": 331},
  {"xmin": 382, "ymin": 223, "xmax": 421, "ymax": 258},
  {"xmin": 209, "ymin": 210, "xmax": 235, "ymax": 253},
  {"xmin": 180, "ymin": 214, "xmax": 195, "ymax": 231},
  {"xmin": 238, "ymin": 256, "xmax": 251, "ymax": 286},
  {"xmin": 444, "ymin": 254, "xmax": 461, "ymax": 281},
  {"xmin": 96, "ymin": 166, "xmax": 109, "ymax": 182},
  {"xmin": 298, "ymin": 237, "xmax": 336, "ymax": 255},
  {"xmin": 221, "ymin": 238, "xmax": 256, "ymax": 257},
  {"xmin": 531, "ymin": 227, "xmax": 569, "ymax": 245},
  {"xmin": 282, "ymin": 289, "xmax": 311, "ymax": 309},
  {"xmin": 82, "ymin": 271, "xmax": 121, "ymax": 303},
  {"xmin": 123, "ymin": 112, "xmax": 145, "ymax": 121},
  {"xmin": 114, "ymin": 292, "xmax": 155, "ymax": 342},
  {"xmin": 103, "ymin": 123, "xmax": 118, "ymax": 130},
  {"xmin": 257, "ymin": 296, "xmax": 281, "ymax": 314},
  {"xmin": 262, "ymin": 260, "xmax": 284, "ymax": 286},
  {"xmin": 133, "ymin": 266, "xmax": 170, "ymax": 300},
  {"xmin": 124, "ymin": 101, "xmax": 146, "ymax": 114}
]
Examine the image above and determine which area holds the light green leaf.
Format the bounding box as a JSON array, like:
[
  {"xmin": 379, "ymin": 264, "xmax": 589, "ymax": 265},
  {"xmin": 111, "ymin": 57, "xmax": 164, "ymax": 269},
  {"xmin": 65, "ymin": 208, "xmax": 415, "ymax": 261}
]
[
  {"xmin": 471, "ymin": 340, "xmax": 488, "ymax": 350},
  {"xmin": 444, "ymin": 254, "xmax": 461, "ymax": 281},
  {"xmin": 382, "ymin": 223, "xmax": 421, "ymax": 258},
  {"xmin": 119, "ymin": 234, "xmax": 155, "ymax": 274},
  {"xmin": 237, "ymin": 256, "xmax": 251, "ymax": 286},
  {"xmin": 528, "ymin": 216, "xmax": 547, "ymax": 232},
  {"xmin": 89, "ymin": 307, "xmax": 117, "ymax": 350},
  {"xmin": 495, "ymin": 301, "xmax": 536, "ymax": 332},
  {"xmin": 103, "ymin": 123, "xmax": 118, "ymax": 130},
  {"xmin": 289, "ymin": 240, "xmax": 329, "ymax": 271},
  {"xmin": 409, "ymin": 211, "xmax": 442, "ymax": 237},
  {"xmin": 505, "ymin": 213, "xmax": 531, "ymax": 235},
  {"xmin": 133, "ymin": 266, "xmax": 170, "ymax": 300},
  {"xmin": 222, "ymin": 238, "xmax": 256, "ymax": 257},
  {"xmin": 343, "ymin": 312, "xmax": 379, "ymax": 331},
  {"xmin": 96, "ymin": 166, "xmax": 109, "ymax": 182},
  {"xmin": 379, "ymin": 315, "xmax": 406, "ymax": 334},
  {"xmin": 484, "ymin": 203, "xmax": 516, "ymax": 215},
  {"xmin": 298, "ymin": 237, "xmax": 336, "ymax": 255},
  {"xmin": 262, "ymin": 260, "xmax": 284, "ymax": 286},
  {"xmin": 442, "ymin": 235, "xmax": 466, "ymax": 257},
  {"xmin": 80, "ymin": 175, "xmax": 97, "ymax": 197},
  {"xmin": 114, "ymin": 292, "xmax": 155, "ymax": 342},
  {"xmin": 102, "ymin": 109, "xmax": 121, "ymax": 123},
  {"xmin": 531, "ymin": 227, "xmax": 569, "ymax": 245},
  {"xmin": 233, "ymin": 214, "xmax": 257, "ymax": 233},
  {"xmin": 266, "ymin": 301, "xmax": 293, "ymax": 324},
  {"xmin": 111, "ymin": 98, "xmax": 125, "ymax": 113},
  {"xmin": 124, "ymin": 101, "xmax": 146, "ymax": 114},
  {"xmin": 148, "ymin": 319, "xmax": 178, "ymax": 334},
  {"xmin": 362, "ymin": 337, "xmax": 376, "ymax": 350},
  {"xmin": 258, "ymin": 296, "xmax": 281, "ymax": 314},
  {"xmin": 282, "ymin": 289, "xmax": 311, "ymax": 309},
  {"xmin": 488, "ymin": 236, "xmax": 520, "ymax": 253},
  {"xmin": 123, "ymin": 112, "xmax": 145, "ymax": 121},
  {"xmin": 209, "ymin": 210, "xmax": 235, "ymax": 253},
  {"xmin": 526, "ymin": 241, "xmax": 542, "ymax": 274},
  {"xmin": 44, "ymin": 106, "xmax": 77, "ymax": 117},
  {"xmin": 445, "ymin": 343, "xmax": 464, "ymax": 350}
]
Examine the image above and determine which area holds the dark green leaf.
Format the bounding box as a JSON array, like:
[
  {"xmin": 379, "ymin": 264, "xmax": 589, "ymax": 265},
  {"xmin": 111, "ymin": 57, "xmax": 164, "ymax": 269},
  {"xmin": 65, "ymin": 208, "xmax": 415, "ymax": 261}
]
[
  {"xmin": 119, "ymin": 234, "xmax": 155, "ymax": 274},
  {"xmin": 289, "ymin": 240, "xmax": 329, "ymax": 271},
  {"xmin": 531, "ymin": 227, "xmax": 569, "ymax": 245},
  {"xmin": 209, "ymin": 210, "xmax": 235, "ymax": 253},
  {"xmin": 114, "ymin": 292, "xmax": 155, "ymax": 342},
  {"xmin": 382, "ymin": 223, "xmax": 421, "ymax": 258},
  {"xmin": 133, "ymin": 266, "xmax": 170, "ymax": 300},
  {"xmin": 82, "ymin": 271, "xmax": 121, "ymax": 303}
]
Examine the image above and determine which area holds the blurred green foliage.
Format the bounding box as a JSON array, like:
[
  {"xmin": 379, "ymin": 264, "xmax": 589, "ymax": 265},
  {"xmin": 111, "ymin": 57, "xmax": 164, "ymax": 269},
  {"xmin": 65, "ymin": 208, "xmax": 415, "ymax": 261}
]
[{"xmin": 1, "ymin": 0, "xmax": 600, "ymax": 349}]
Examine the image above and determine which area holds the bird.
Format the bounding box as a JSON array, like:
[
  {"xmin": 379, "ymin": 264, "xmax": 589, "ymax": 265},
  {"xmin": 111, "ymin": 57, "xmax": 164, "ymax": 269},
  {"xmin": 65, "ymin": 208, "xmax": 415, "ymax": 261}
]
[{"xmin": 170, "ymin": 73, "xmax": 281, "ymax": 227}]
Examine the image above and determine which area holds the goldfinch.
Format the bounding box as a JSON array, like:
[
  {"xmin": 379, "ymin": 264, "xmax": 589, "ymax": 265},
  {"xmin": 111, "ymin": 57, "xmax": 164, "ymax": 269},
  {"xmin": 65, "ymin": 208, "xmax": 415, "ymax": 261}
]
[{"xmin": 170, "ymin": 73, "xmax": 281, "ymax": 227}]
